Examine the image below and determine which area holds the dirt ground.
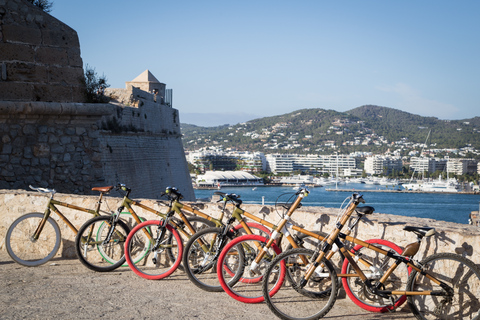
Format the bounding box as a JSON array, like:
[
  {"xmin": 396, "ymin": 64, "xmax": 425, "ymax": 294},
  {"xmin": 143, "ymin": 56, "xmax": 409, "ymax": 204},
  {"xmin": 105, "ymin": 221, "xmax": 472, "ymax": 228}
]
[{"xmin": 0, "ymin": 251, "xmax": 416, "ymax": 320}]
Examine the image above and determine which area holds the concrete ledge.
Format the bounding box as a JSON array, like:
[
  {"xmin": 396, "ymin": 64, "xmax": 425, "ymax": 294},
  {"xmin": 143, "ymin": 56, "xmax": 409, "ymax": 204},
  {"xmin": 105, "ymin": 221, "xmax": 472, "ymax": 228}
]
[{"xmin": 1, "ymin": 190, "xmax": 478, "ymax": 266}]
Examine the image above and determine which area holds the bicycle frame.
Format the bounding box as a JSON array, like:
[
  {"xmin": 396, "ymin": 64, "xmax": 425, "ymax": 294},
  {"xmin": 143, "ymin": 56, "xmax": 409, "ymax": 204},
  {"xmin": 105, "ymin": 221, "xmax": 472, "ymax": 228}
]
[
  {"xmin": 32, "ymin": 188, "xmax": 109, "ymax": 240},
  {"xmin": 300, "ymin": 193, "xmax": 454, "ymax": 298},
  {"xmin": 118, "ymin": 195, "xmax": 224, "ymax": 239}
]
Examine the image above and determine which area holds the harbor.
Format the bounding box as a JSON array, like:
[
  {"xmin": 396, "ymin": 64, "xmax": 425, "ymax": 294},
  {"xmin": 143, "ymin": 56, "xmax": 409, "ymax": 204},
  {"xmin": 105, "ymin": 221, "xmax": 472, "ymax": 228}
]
[{"xmin": 194, "ymin": 184, "xmax": 480, "ymax": 225}]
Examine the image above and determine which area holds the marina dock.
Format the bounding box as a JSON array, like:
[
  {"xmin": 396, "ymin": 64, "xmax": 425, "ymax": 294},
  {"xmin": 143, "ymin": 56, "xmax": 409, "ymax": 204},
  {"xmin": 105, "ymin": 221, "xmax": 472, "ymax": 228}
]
[{"xmin": 325, "ymin": 188, "xmax": 478, "ymax": 194}]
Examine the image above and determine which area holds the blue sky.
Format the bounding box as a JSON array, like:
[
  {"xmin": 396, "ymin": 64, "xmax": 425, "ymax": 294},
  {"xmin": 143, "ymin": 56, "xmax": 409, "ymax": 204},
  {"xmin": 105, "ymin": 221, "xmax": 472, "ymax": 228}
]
[{"xmin": 52, "ymin": 1, "xmax": 479, "ymax": 126}]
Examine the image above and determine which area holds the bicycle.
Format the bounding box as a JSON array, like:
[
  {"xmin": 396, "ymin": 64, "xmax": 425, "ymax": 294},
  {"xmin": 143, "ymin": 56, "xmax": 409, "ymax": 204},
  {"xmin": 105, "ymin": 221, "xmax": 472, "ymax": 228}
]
[
  {"xmin": 262, "ymin": 193, "xmax": 480, "ymax": 320},
  {"xmin": 182, "ymin": 191, "xmax": 276, "ymax": 292},
  {"xmin": 5, "ymin": 185, "xmax": 116, "ymax": 267},
  {"xmin": 122, "ymin": 186, "xmax": 272, "ymax": 280},
  {"xmin": 75, "ymin": 184, "xmax": 219, "ymax": 272},
  {"xmin": 217, "ymin": 188, "xmax": 406, "ymax": 306}
]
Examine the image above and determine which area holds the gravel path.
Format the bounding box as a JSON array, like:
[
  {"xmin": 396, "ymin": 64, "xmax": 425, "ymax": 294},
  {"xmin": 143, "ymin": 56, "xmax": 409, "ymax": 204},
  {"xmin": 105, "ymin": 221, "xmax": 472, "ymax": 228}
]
[{"xmin": 0, "ymin": 251, "xmax": 415, "ymax": 319}]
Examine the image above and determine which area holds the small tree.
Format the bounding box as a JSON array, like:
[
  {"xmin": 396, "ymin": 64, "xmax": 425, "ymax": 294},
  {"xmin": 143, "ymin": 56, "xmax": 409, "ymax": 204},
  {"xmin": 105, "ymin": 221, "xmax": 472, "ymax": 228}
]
[
  {"xmin": 27, "ymin": 0, "xmax": 53, "ymax": 12},
  {"xmin": 84, "ymin": 64, "xmax": 110, "ymax": 103}
]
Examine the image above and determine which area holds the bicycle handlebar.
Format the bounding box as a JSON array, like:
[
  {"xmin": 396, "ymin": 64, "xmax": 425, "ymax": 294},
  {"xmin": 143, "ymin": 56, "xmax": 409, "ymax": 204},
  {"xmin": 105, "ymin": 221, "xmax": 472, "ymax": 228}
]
[
  {"xmin": 29, "ymin": 185, "xmax": 56, "ymax": 194},
  {"xmin": 214, "ymin": 191, "xmax": 242, "ymax": 206}
]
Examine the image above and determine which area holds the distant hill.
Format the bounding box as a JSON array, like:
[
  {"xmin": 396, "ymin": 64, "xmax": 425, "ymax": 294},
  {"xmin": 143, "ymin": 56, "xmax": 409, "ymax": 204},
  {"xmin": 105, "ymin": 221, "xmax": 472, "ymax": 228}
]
[{"xmin": 181, "ymin": 105, "xmax": 480, "ymax": 156}]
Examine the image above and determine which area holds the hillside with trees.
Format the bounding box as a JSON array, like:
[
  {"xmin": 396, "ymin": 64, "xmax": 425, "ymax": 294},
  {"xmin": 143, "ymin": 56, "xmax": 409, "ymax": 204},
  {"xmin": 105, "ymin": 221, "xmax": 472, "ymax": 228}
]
[{"xmin": 181, "ymin": 105, "xmax": 480, "ymax": 157}]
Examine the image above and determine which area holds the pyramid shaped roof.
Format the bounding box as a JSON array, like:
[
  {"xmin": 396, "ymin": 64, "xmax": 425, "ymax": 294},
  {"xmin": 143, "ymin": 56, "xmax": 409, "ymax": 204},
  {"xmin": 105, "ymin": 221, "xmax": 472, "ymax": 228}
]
[{"xmin": 130, "ymin": 70, "xmax": 161, "ymax": 83}]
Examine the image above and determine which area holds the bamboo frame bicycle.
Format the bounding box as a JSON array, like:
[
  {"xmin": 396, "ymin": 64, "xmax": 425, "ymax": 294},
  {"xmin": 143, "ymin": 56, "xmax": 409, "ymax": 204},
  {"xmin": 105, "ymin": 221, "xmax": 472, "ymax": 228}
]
[
  {"xmin": 217, "ymin": 188, "xmax": 406, "ymax": 307},
  {"xmin": 89, "ymin": 185, "xmax": 271, "ymax": 279},
  {"xmin": 75, "ymin": 184, "xmax": 223, "ymax": 272},
  {"xmin": 5, "ymin": 185, "xmax": 116, "ymax": 266},
  {"xmin": 262, "ymin": 193, "xmax": 480, "ymax": 320},
  {"xmin": 182, "ymin": 191, "xmax": 281, "ymax": 292}
]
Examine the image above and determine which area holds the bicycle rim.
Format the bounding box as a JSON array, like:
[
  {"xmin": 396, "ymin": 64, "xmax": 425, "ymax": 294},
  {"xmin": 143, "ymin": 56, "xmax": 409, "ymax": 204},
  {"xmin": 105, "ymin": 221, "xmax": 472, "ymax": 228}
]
[
  {"xmin": 5, "ymin": 213, "xmax": 61, "ymax": 267},
  {"xmin": 96, "ymin": 214, "xmax": 148, "ymax": 267},
  {"xmin": 342, "ymin": 239, "xmax": 408, "ymax": 312},
  {"xmin": 217, "ymin": 234, "xmax": 283, "ymax": 303},
  {"xmin": 263, "ymin": 248, "xmax": 338, "ymax": 320},
  {"xmin": 407, "ymin": 252, "xmax": 480, "ymax": 320},
  {"xmin": 125, "ymin": 220, "xmax": 183, "ymax": 280},
  {"xmin": 75, "ymin": 216, "xmax": 130, "ymax": 272}
]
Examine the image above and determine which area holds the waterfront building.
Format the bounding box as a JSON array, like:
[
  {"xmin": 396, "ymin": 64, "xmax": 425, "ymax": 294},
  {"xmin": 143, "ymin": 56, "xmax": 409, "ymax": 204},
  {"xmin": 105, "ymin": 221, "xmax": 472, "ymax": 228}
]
[
  {"xmin": 195, "ymin": 171, "xmax": 264, "ymax": 188},
  {"xmin": 187, "ymin": 151, "xmax": 264, "ymax": 173},
  {"xmin": 365, "ymin": 155, "xmax": 402, "ymax": 175},
  {"xmin": 447, "ymin": 158, "xmax": 478, "ymax": 175},
  {"xmin": 409, "ymin": 157, "xmax": 449, "ymax": 174},
  {"xmin": 264, "ymin": 154, "xmax": 357, "ymax": 176}
]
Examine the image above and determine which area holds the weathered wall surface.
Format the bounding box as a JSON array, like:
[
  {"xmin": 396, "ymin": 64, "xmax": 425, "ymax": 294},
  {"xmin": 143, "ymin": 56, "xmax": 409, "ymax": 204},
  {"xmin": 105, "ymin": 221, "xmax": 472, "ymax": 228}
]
[
  {"xmin": 0, "ymin": 100, "xmax": 195, "ymax": 200},
  {"xmin": 1, "ymin": 190, "xmax": 478, "ymax": 267},
  {"xmin": 0, "ymin": 0, "xmax": 85, "ymax": 102}
]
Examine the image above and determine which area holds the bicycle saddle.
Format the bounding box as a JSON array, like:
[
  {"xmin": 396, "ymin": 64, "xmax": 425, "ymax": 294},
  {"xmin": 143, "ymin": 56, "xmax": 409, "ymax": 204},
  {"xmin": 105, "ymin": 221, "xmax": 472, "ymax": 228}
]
[
  {"xmin": 355, "ymin": 206, "xmax": 374, "ymax": 215},
  {"xmin": 92, "ymin": 186, "xmax": 114, "ymax": 192},
  {"xmin": 403, "ymin": 226, "xmax": 436, "ymax": 238}
]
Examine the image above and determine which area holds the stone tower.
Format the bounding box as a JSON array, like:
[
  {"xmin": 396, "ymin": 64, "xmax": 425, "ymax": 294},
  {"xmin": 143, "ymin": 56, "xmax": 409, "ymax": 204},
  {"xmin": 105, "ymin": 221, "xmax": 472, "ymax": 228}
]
[{"xmin": 0, "ymin": 0, "xmax": 85, "ymax": 102}]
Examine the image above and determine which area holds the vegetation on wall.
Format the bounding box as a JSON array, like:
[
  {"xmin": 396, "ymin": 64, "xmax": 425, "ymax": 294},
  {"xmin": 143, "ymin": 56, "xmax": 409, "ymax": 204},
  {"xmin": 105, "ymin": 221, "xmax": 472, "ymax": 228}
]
[
  {"xmin": 27, "ymin": 0, "xmax": 53, "ymax": 12},
  {"xmin": 84, "ymin": 64, "xmax": 110, "ymax": 103}
]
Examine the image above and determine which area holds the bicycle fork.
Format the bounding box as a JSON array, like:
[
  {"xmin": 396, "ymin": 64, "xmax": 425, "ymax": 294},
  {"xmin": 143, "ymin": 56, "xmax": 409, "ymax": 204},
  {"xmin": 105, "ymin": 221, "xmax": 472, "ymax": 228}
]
[{"xmin": 150, "ymin": 212, "xmax": 175, "ymax": 265}]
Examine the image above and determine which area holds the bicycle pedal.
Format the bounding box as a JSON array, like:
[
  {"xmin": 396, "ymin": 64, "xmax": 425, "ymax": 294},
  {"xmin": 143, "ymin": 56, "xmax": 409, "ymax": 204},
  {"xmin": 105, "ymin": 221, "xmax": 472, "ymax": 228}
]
[{"xmin": 386, "ymin": 297, "xmax": 397, "ymax": 313}]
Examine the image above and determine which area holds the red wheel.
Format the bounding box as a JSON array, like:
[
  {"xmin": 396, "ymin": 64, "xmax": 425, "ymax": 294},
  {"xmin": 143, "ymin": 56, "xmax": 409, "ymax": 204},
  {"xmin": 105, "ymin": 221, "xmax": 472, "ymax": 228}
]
[
  {"xmin": 124, "ymin": 220, "xmax": 183, "ymax": 280},
  {"xmin": 341, "ymin": 239, "xmax": 410, "ymax": 312}
]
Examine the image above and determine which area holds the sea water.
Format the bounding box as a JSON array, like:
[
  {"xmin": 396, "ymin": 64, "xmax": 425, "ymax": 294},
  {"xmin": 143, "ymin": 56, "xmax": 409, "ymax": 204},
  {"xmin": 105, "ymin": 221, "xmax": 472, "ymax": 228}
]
[{"xmin": 194, "ymin": 184, "xmax": 480, "ymax": 225}]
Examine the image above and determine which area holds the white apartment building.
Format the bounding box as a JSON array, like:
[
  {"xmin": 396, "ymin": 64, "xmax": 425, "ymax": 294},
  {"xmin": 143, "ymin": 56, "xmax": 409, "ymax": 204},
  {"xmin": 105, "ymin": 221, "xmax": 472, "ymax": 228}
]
[
  {"xmin": 409, "ymin": 157, "xmax": 448, "ymax": 174},
  {"xmin": 447, "ymin": 158, "xmax": 478, "ymax": 175},
  {"xmin": 364, "ymin": 155, "xmax": 402, "ymax": 175},
  {"xmin": 265, "ymin": 154, "xmax": 357, "ymax": 176}
]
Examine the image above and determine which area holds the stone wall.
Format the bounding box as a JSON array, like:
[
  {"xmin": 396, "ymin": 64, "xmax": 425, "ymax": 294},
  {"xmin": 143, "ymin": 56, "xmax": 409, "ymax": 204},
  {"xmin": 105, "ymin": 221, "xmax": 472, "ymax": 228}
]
[
  {"xmin": 0, "ymin": 100, "xmax": 195, "ymax": 200},
  {"xmin": 1, "ymin": 190, "xmax": 478, "ymax": 267},
  {"xmin": 0, "ymin": 0, "xmax": 85, "ymax": 102}
]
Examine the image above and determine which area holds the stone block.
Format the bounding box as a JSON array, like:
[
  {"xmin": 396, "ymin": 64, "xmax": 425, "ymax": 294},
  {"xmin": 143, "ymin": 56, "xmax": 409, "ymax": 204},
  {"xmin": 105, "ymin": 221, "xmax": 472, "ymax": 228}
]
[
  {"xmin": 0, "ymin": 42, "xmax": 35, "ymax": 61},
  {"xmin": 4, "ymin": 61, "xmax": 48, "ymax": 83},
  {"xmin": 0, "ymin": 80, "xmax": 34, "ymax": 101},
  {"xmin": 32, "ymin": 84, "xmax": 73, "ymax": 103},
  {"xmin": 2, "ymin": 24, "xmax": 41, "ymax": 45},
  {"xmin": 35, "ymin": 46, "xmax": 69, "ymax": 65},
  {"xmin": 33, "ymin": 143, "xmax": 50, "ymax": 157},
  {"xmin": 41, "ymin": 27, "xmax": 80, "ymax": 48},
  {"xmin": 67, "ymin": 47, "xmax": 83, "ymax": 67}
]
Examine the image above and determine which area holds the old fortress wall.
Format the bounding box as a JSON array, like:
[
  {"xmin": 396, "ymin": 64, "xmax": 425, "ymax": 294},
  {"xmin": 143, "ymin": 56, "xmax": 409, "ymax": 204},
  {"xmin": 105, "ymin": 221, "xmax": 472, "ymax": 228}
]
[
  {"xmin": 0, "ymin": 190, "xmax": 479, "ymax": 267},
  {"xmin": 0, "ymin": 0, "xmax": 194, "ymax": 200}
]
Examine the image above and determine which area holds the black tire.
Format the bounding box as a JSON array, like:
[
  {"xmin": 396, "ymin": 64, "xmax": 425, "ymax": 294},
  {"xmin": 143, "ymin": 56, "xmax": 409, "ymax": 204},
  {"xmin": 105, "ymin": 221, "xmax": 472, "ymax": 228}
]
[
  {"xmin": 172, "ymin": 216, "xmax": 216, "ymax": 271},
  {"xmin": 285, "ymin": 231, "xmax": 337, "ymax": 299},
  {"xmin": 262, "ymin": 248, "xmax": 338, "ymax": 320},
  {"xmin": 183, "ymin": 227, "xmax": 248, "ymax": 292},
  {"xmin": 75, "ymin": 216, "xmax": 130, "ymax": 272},
  {"xmin": 406, "ymin": 252, "xmax": 480, "ymax": 320}
]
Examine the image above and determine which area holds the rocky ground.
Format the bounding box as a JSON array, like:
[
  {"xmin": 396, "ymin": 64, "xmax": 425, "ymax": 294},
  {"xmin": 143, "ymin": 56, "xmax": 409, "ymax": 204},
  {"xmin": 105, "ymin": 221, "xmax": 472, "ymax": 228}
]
[{"xmin": 0, "ymin": 251, "xmax": 416, "ymax": 320}]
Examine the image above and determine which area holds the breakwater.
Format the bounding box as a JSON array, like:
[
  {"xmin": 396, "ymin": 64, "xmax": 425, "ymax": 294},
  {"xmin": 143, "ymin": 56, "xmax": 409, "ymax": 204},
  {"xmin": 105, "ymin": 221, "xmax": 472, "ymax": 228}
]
[{"xmin": 1, "ymin": 189, "xmax": 478, "ymax": 267}]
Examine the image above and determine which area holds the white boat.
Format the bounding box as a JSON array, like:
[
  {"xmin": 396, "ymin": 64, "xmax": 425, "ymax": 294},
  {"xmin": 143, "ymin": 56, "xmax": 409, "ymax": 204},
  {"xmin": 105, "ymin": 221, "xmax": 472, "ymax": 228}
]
[{"xmin": 402, "ymin": 176, "xmax": 460, "ymax": 193}]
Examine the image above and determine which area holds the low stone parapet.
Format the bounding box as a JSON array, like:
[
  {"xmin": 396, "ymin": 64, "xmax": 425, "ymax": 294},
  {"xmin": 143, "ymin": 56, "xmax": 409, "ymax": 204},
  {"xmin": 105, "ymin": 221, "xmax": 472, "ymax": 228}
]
[{"xmin": 1, "ymin": 190, "xmax": 478, "ymax": 266}]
